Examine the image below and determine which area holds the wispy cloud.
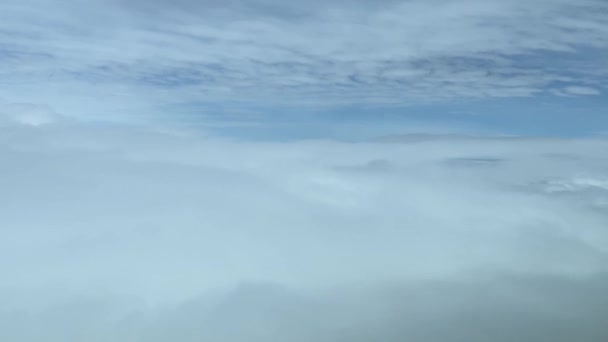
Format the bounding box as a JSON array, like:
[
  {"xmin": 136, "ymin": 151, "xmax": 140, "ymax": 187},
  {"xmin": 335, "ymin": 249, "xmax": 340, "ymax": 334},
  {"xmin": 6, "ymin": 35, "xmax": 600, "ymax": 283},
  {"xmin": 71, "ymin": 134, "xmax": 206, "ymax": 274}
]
[{"xmin": 1, "ymin": 0, "xmax": 607, "ymax": 121}]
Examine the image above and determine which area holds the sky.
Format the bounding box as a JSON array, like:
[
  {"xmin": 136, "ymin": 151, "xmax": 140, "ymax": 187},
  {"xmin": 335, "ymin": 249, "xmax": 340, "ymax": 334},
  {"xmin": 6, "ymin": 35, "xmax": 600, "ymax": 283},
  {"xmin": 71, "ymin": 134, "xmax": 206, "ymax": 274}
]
[
  {"xmin": 1, "ymin": 1, "xmax": 608, "ymax": 341},
  {"xmin": 1, "ymin": 0, "xmax": 607, "ymax": 138}
]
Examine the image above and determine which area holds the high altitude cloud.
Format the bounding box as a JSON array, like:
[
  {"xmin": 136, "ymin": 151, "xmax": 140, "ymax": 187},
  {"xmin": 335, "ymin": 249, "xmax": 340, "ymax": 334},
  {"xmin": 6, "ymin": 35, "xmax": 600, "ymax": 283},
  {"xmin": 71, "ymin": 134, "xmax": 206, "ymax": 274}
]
[
  {"xmin": 1, "ymin": 0, "xmax": 607, "ymax": 121},
  {"xmin": 1, "ymin": 1, "xmax": 607, "ymax": 339},
  {"xmin": 562, "ymin": 86, "xmax": 602, "ymax": 96},
  {"xmin": 1, "ymin": 118, "xmax": 608, "ymax": 341}
]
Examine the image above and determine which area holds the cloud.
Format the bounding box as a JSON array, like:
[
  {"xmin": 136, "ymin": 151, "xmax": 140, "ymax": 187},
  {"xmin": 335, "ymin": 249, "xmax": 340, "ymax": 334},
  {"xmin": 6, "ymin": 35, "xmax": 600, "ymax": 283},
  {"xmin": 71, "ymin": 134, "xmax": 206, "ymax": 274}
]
[
  {"xmin": 1, "ymin": 0, "xmax": 606, "ymax": 337},
  {"xmin": 562, "ymin": 86, "xmax": 602, "ymax": 96},
  {"xmin": 1, "ymin": 120, "xmax": 608, "ymax": 340},
  {"xmin": 5, "ymin": 274, "xmax": 608, "ymax": 342},
  {"xmin": 0, "ymin": 0, "xmax": 607, "ymax": 120},
  {"xmin": 0, "ymin": 102, "xmax": 65, "ymax": 126}
]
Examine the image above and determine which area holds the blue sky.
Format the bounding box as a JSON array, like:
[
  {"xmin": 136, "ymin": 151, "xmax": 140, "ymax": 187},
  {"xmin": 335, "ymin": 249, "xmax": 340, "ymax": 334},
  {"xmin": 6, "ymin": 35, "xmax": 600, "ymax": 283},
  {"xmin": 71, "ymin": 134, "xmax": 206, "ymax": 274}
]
[{"xmin": 1, "ymin": 0, "xmax": 607, "ymax": 139}]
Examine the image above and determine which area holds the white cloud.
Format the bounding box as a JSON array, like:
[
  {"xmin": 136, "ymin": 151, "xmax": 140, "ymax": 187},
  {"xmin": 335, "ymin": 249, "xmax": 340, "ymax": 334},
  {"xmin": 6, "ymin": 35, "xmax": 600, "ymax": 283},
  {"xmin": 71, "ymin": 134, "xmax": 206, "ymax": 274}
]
[{"xmin": 1, "ymin": 120, "xmax": 608, "ymax": 340}]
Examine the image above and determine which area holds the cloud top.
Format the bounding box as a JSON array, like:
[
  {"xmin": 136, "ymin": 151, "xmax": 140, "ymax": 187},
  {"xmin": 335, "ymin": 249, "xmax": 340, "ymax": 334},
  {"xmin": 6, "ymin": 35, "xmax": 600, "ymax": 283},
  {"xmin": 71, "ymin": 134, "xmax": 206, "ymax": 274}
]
[{"xmin": 1, "ymin": 121, "xmax": 608, "ymax": 340}]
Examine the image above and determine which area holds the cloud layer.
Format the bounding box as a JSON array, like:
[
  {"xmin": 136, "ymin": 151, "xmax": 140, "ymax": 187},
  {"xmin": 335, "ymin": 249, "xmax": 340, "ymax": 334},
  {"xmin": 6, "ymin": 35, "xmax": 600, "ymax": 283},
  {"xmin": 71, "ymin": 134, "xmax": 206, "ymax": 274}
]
[
  {"xmin": 1, "ymin": 0, "xmax": 607, "ymax": 121},
  {"xmin": 1, "ymin": 118, "xmax": 608, "ymax": 340},
  {"xmin": 2, "ymin": 1, "xmax": 607, "ymax": 339}
]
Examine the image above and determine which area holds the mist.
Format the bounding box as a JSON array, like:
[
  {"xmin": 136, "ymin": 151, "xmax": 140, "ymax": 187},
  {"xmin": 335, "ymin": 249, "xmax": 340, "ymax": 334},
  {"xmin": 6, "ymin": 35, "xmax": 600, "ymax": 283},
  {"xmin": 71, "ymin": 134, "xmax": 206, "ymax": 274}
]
[{"xmin": 1, "ymin": 120, "xmax": 608, "ymax": 341}]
